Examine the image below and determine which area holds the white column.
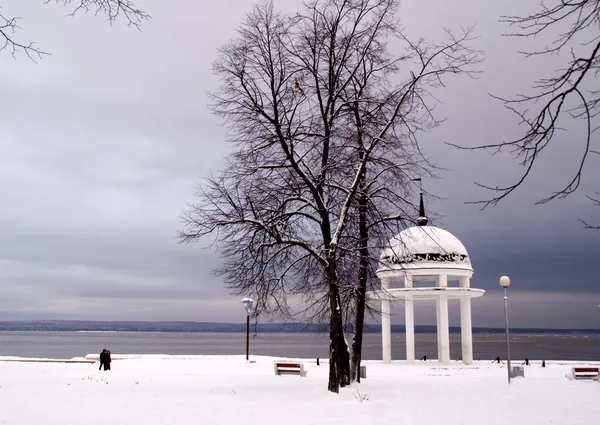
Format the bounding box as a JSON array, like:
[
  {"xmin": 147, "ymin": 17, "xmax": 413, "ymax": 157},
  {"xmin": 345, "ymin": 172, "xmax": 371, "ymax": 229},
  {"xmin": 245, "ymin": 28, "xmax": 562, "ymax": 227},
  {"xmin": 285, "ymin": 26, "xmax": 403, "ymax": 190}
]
[
  {"xmin": 436, "ymin": 298, "xmax": 441, "ymax": 360},
  {"xmin": 435, "ymin": 275, "xmax": 448, "ymax": 361},
  {"xmin": 459, "ymin": 276, "xmax": 473, "ymax": 364},
  {"xmin": 439, "ymin": 295, "xmax": 450, "ymax": 364},
  {"xmin": 405, "ymin": 296, "xmax": 415, "ymax": 362},
  {"xmin": 381, "ymin": 278, "xmax": 392, "ymax": 364},
  {"xmin": 459, "ymin": 276, "xmax": 470, "ymax": 289}
]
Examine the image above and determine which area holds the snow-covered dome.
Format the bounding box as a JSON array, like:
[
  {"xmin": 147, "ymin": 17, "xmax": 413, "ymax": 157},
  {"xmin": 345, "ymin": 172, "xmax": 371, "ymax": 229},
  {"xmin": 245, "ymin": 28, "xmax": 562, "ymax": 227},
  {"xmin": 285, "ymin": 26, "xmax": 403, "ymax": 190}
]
[{"xmin": 379, "ymin": 225, "xmax": 473, "ymax": 272}]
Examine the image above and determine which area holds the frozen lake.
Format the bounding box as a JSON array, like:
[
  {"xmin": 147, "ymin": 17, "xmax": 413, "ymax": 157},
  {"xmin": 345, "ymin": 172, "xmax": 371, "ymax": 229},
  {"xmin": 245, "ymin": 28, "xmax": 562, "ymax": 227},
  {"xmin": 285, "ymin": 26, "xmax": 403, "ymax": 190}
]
[{"xmin": 1, "ymin": 331, "xmax": 599, "ymax": 361}]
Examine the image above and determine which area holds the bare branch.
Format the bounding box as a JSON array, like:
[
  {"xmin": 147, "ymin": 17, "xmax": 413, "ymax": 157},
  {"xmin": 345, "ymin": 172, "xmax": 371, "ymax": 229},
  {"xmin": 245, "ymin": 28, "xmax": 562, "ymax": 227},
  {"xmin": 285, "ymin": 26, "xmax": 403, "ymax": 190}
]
[
  {"xmin": 0, "ymin": 12, "xmax": 47, "ymax": 60},
  {"xmin": 452, "ymin": 0, "xmax": 600, "ymax": 209},
  {"xmin": 49, "ymin": 0, "xmax": 150, "ymax": 28},
  {"xmin": 0, "ymin": 1, "xmax": 148, "ymax": 60}
]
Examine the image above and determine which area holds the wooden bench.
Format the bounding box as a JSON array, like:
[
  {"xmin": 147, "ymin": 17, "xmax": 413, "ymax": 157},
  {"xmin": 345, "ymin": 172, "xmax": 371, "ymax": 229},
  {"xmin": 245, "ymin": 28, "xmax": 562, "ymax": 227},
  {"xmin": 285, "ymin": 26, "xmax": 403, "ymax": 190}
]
[
  {"xmin": 274, "ymin": 362, "xmax": 307, "ymax": 377},
  {"xmin": 572, "ymin": 367, "xmax": 599, "ymax": 380}
]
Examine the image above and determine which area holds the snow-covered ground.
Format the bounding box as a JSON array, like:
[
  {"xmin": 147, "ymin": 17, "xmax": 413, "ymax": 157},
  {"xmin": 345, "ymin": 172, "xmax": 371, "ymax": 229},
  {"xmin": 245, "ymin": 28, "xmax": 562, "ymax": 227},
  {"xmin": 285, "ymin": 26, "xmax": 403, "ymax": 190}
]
[{"xmin": 0, "ymin": 355, "xmax": 599, "ymax": 425}]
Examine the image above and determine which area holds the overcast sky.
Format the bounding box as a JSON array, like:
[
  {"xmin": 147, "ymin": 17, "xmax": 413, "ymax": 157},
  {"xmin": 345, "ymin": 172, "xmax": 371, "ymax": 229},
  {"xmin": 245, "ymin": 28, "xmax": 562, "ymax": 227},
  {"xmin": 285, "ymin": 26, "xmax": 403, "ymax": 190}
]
[{"xmin": 0, "ymin": 0, "xmax": 598, "ymax": 328}]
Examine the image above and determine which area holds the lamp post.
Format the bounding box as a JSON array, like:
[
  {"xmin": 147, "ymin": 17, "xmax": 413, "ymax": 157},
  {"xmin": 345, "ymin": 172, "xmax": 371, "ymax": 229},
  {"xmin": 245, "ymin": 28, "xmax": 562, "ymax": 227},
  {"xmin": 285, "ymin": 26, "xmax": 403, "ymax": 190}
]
[
  {"xmin": 499, "ymin": 276, "xmax": 511, "ymax": 384},
  {"xmin": 241, "ymin": 297, "xmax": 254, "ymax": 361}
]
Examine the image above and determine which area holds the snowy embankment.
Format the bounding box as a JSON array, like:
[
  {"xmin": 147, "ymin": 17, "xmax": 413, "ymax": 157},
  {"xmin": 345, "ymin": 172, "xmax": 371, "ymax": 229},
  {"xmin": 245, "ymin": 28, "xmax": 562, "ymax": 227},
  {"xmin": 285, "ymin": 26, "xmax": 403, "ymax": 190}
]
[{"xmin": 0, "ymin": 355, "xmax": 599, "ymax": 425}]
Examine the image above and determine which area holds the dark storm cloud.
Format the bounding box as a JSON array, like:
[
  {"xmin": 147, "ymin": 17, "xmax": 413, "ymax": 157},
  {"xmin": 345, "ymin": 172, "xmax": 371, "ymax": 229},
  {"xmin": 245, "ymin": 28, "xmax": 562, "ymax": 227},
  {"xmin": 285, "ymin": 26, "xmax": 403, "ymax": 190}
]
[{"xmin": 0, "ymin": 0, "xmax": 598, "ymax": 327}]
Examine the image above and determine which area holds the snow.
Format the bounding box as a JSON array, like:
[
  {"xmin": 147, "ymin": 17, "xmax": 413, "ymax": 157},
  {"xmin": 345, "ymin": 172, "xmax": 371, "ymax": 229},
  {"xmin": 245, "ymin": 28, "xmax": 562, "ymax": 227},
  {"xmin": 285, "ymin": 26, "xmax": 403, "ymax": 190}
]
[
  {"xmin": 384, "ymin": 226, "xmax": 470, "ymax": 259},
  {"xmin": 379, "ymin": 225, "xmax": 473, "ymax": 272},
  {"xmin": 1, "ymin": 355, "xmax": 599, "ymax": 425}
]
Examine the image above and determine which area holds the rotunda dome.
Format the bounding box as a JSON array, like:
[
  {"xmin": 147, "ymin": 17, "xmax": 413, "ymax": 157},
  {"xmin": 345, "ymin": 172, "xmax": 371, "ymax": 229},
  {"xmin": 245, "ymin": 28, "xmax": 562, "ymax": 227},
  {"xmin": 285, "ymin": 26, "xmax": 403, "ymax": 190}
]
[{"xmin": 379, "ymin": 225, "xmax": 472, "ymax": 271}]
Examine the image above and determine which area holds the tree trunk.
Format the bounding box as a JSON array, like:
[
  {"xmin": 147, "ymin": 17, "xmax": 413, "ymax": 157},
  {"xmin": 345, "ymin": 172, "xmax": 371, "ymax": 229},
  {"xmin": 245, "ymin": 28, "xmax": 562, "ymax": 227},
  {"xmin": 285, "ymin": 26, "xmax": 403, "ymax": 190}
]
[
  {"xmin": 351, "ymin": 105, "xmax": 368, "ymax": 383},
  {"xmin": 327, "ymin": 259, "xmax": 351, "ymax": 393},
  {"xmin": 351, "ymin": 188, "xmax": 368, "ymax": 383}
]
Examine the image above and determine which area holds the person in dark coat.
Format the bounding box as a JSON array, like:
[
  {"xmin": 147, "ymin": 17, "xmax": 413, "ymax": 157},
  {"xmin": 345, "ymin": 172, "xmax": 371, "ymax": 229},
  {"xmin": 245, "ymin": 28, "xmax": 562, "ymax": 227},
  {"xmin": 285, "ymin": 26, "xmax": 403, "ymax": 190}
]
[
  {"xmin": 104, "ymin": 350, "xmax": 112, "ymax": 371},
  {"xmin": 99, "ymin": 349, "xmax": 107, "ymax": 371}
]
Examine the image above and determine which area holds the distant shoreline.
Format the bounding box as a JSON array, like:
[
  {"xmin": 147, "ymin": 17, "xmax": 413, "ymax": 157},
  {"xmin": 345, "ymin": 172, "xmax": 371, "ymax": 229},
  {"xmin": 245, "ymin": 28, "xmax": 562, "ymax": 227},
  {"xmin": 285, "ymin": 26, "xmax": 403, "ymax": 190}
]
[
  {"xmin": 1, "ymin": 329, "xmax": 599, "ymax": 335},
  {"xmin": 0, "ymin": 320, "xmax": 598, "ymax": 335}
]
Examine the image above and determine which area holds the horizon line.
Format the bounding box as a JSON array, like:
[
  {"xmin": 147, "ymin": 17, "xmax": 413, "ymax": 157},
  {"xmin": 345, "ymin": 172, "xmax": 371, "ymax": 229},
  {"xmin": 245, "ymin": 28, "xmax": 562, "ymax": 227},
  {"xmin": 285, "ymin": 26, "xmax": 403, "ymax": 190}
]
[{"xmin": 0, "ymin": 319, "xmax": 598, "ymax": 332}]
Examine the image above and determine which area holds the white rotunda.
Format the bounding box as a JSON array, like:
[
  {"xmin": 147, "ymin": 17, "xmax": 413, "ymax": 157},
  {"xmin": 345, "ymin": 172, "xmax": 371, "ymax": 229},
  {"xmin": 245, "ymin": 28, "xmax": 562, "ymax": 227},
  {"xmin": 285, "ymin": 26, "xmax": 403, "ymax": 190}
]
[{"xmin": 369, "ymin": 193, "xmax": 485, "ymax": 364}]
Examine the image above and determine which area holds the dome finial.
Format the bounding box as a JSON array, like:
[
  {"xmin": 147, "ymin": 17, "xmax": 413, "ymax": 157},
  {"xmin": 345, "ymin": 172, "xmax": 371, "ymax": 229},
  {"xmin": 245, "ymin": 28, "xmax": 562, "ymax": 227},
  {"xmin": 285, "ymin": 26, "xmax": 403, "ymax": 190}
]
[
  {"xmin": 417, "ymin": 191, "xmax": 428, "ymax": 226},
  {"xmin": 412, "ymin": 177, "xmax": 428, "ymax": 226}
]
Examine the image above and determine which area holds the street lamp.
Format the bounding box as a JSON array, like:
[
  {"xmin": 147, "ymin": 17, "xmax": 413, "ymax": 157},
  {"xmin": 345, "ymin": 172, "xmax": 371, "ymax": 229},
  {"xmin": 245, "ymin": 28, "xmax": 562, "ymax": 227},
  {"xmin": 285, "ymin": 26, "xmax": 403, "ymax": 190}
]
[
  {"xmin": 499, "ymin": 275, "xmax": 511, "ymax": 384},
  {"xmin": 241, "ymin": 297, "xmax": 254, "ymax": 361}
]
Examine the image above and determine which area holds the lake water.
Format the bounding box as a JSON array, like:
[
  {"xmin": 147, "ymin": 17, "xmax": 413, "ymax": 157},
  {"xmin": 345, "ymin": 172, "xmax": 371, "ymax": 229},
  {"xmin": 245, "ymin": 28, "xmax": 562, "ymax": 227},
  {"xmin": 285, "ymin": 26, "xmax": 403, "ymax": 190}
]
[{"xmin": 1, "ymin": 331, "xmax": 599, "ymax": 361}]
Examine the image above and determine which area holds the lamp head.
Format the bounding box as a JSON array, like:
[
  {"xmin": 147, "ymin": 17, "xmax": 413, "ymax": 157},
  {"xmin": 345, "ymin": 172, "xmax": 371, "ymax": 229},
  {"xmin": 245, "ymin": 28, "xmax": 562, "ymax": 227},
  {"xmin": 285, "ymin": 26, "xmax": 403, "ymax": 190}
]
[
  {"xmin": 499, "ymin": 275, "xmax": 511, "ymax": 288},
  {"xmin": 241, "ymin": 297, "xmax": 254, "ymax": 313}
]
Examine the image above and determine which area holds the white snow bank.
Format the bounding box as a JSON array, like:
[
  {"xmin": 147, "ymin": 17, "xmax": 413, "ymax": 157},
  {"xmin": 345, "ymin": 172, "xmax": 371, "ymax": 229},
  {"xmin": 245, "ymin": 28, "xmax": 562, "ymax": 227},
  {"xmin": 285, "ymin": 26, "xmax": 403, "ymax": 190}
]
[
  {"xmin": 0, "ymin": 356, "xmax": 94, "ymax": 363},
  {"xmin": 0, "ymin": 355, "xmax": 598, "ymax": 425}
]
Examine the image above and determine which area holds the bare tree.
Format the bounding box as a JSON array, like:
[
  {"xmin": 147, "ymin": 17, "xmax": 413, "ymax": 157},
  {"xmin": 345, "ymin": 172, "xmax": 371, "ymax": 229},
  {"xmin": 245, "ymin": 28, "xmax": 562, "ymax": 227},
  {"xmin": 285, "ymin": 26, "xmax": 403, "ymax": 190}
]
[
  {"xmin": 336, "ymin": 92, "xmax": 423, "ymax": 382},
  {"xmin": 0, "ymin": 0, "xmax": 149, "ymax": 60},
  {"xmin": 179, "ymin": 0, "xmax": 478, "ymax": 393},
  {"xmin": 329, "ymin": 7, "xmax": 479, "ymax": 379},
  {"xmin": 450, "ymin": 0, "xmax": 600, "ymax": 212}
]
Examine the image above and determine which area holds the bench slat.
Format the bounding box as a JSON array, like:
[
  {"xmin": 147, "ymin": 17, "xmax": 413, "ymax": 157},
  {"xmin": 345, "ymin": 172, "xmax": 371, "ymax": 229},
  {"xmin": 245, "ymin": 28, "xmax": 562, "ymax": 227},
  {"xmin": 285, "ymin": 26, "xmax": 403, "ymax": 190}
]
[
  {"xmin": 573, "ymin": 367, "xmax": 599, "ymax": 373},
  {"xmin": 274, "ymin": 362, "xmax": 306, "ymax": 377},
  {"xmin": 572, "ymin": 367, "xmax": 599, "ymax": 380}
]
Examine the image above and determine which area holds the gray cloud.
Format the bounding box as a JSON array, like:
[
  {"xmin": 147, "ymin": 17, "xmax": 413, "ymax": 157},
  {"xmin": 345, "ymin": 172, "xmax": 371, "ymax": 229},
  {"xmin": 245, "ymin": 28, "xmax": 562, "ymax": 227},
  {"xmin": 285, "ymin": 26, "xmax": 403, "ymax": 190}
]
[{"xmin": 0, "ymin": 0, "xmax": 597, "ymax": 328}]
